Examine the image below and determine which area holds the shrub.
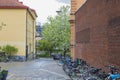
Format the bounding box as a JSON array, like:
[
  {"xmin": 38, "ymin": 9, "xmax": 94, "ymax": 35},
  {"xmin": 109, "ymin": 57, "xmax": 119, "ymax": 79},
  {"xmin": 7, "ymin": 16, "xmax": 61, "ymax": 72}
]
[
  {"xmin": 1, "ymin": 69, "xmax": 8, "ymax": 80},
  {"xmin": 0, "ymin": 72, "xmax": 3, "ymax": 79},
  {"xmin": 1, "ymin": 70, "xmax": 8, "ymax": 75},
  {"xmin": 0, "ymin": 57, "xmax": 4, "ymax": 62},
  {"xmin": 2, "ymin": 45, "xmax": 18, "ymax": 58},
  {"xmin": 0, "ymin": 46, "xmax": 1, "ymax": 51},
  {"xmin": 38, "ymin": 52, "xmax": 51, "ymax": 58}
]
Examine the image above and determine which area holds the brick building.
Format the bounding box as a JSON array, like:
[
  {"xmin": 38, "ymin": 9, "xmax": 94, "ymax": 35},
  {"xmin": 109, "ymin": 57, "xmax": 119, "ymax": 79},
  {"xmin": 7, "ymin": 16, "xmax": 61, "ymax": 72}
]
[
  {"xmin": 71, "ymin": 0, "xmax": 120, "ymax": 68},
  {"xmin": 69, "ymin": 0, "xmax": 86, "ymax": 59}
]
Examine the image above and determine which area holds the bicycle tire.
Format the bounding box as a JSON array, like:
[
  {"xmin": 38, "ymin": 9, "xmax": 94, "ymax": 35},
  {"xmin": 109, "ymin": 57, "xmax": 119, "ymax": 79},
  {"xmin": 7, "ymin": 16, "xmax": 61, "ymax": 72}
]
[{"xmin": 105, "ymin": 77, "xmax": 112, "ymax": 80}]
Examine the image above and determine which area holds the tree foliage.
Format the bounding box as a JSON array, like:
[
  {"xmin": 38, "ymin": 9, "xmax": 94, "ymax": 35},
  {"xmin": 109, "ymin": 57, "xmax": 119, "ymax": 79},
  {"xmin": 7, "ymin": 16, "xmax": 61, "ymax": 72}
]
[{"xmin": 39, "ymin": 6, "xmax": 70, "ymax": 55}]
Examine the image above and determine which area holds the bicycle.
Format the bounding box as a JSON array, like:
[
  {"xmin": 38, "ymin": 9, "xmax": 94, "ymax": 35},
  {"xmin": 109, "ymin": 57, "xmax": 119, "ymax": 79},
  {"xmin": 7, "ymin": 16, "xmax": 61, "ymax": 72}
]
[
  {"xmin": 105, "ymin": 65, "xmax": 120, "ymax": 80},
  {"xmin": 79, "ymin": 67, "xmax": 99, "ymax": 80},
  {"xmin": 68, "ymin": 60, "xmax": 91, "ymax": 80}
]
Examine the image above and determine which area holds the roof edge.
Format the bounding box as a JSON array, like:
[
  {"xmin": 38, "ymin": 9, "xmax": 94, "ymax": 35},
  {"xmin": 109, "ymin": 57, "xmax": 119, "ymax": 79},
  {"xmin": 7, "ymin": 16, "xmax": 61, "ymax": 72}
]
[
  {"xmin": 30, "ymin": 9, "xmax": 38, "ymax": 17},
  {"xmin": 75, "ymin": 0, "xmax": 88, "ymax": 15},
  {"xmin": 0, "ymin": 6, "xmax": 28, "ymax": 9}
]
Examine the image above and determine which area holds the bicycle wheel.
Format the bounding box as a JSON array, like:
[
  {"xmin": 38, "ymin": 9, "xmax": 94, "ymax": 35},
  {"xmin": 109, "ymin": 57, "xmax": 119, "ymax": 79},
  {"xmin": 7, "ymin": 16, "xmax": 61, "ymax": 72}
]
[{"xmin": 105, "ymin": 77, "xmax": 112, "ymax": 80}]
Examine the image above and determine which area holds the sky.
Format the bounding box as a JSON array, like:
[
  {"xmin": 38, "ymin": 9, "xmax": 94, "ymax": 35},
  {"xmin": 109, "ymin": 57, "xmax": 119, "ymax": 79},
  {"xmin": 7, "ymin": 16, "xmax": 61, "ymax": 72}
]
[
  {"xmin": 56, "ymin": 0, "xmax": 70, "ymax": 4},
  {"xmin": 19, "ymin": 0, "xmax": 70, "ymax": 25}
]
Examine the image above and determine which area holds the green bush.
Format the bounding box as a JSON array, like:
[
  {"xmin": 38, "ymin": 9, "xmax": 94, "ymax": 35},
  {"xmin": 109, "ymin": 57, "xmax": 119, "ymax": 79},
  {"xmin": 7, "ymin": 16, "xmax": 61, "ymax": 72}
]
[
  {"xmin": 0, "ymin": 57, "xmax": 4, "ymax": 62},
  {"xmin": 2, "ymin": 45, "xmax": 18, "ymax": 58},
  {"xmin": 38, "ymin": 52, "xmax": 51, "ymax": 58},
  {"xmin": 0, "ymin": 46, "xmax": 1, "ymax": 51},
  {"xmin": 0, "ymin": 72, "xmax": 3, "ymax": 79},
  {"xmin": 1, "ymin": 70, "xmax": 8, "ymax": 75}
]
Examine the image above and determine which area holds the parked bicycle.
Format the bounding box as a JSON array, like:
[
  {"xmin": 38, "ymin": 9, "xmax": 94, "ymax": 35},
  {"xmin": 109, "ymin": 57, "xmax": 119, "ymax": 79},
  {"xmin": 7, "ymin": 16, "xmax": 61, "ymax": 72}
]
[
  {"xmin": 105, "ymin": 65, "xmax": 120, "ymax": 80},
  {"xmin": 54, "ymin": 56, "xmax": 120, "ymax": 80}
]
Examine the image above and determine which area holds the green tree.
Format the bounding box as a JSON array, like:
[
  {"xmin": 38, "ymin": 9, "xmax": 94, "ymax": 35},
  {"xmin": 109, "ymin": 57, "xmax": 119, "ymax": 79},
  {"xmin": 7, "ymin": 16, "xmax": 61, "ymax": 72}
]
[
  {"xmin": 39, "ymin": 38, "xmax": 61, "ymax": 55},
  {"xmin": 2, "ymin": 45, "xmax": 18, "ymax": 58},
  {"xmin": 40, "ymin": 6, "xmax": 70, "ymax": 56}
]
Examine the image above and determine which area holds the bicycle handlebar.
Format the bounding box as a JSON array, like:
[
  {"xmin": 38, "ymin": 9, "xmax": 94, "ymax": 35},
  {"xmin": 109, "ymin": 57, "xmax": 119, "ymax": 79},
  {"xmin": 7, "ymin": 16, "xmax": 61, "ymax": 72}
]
[
  {"xmin": 105, "ymin": 65, "xmax": 119, "ymax": 70},
  {"xmin": 105, "ymin": 65, "xmax": 120, "ymax": 74}
]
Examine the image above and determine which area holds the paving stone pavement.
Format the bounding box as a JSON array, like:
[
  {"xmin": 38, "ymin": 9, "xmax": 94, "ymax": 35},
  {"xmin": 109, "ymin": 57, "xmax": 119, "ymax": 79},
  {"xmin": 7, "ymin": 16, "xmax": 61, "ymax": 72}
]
[{"xmin": 0, "ymin": 58, "xmax": 71, "ymax": 80}]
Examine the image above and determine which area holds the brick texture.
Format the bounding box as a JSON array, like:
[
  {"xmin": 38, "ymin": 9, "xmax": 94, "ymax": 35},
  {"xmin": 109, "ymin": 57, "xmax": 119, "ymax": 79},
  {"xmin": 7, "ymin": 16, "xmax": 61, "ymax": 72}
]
[
  {"xmin": 70, "ymin": 0, "xmax": 86, "ymax": 59},
  {"xmin": 75, "ymin": 0, "xmax": 120, "ymax": 68}
]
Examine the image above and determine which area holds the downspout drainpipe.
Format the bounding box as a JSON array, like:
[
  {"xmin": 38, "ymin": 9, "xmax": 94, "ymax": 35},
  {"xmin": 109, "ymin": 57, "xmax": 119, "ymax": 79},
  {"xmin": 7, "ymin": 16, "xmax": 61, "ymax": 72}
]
[
  {"xmin": 26, "ymin": 10, "xmax": 28, "ymax": 61},
  {"xmin": 33, "ymin": 20, "xmax": 35, "ymax": 59}
]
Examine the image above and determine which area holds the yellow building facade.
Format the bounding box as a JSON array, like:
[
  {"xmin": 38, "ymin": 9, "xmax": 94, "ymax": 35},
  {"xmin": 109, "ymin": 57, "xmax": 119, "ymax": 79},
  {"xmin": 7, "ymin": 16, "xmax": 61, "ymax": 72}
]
[{"xmin": 0, "ymin": 0, "xmax": 37, "ymax": 60}]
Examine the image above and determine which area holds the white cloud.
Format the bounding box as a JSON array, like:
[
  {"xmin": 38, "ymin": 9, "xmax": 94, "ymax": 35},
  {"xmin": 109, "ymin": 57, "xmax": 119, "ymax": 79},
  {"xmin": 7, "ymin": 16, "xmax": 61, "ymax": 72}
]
[{"xmin": 19, "ymin": 0, "xmax": 69, "ymax": 24}]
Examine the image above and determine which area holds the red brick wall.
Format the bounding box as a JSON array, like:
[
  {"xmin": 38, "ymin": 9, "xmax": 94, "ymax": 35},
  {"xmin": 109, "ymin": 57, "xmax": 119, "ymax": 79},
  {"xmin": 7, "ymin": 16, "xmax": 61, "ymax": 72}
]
[
  {"xmin": 70, "ymin": 0, "xmax": 86, "ymax": 59},
  {"xmin": 75, "ymin": 0, "xmax": 120, "ymax": 68}
]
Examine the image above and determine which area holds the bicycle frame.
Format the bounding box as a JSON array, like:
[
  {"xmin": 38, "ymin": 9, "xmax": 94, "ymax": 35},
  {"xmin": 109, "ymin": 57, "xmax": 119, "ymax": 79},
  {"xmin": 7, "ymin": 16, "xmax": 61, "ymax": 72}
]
[{"xmin": 106, "ymin": 74, "xmax": 120, "ymax": 80}]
